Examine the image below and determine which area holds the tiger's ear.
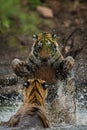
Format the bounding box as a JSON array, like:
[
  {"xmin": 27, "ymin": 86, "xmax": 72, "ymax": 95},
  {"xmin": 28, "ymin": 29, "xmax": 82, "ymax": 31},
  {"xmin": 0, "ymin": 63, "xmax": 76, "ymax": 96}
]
[
  {"xmin": 52, "ymin": 34, "xmax": 57, "ymax": 39},
  {"xmin": 42, "ymin": 82, "xmax": 49, "ymax": 90},
  {"xmin": 32, "ymin": 34, "xmax": 38, "ymax": 40},
  {"xmin": 23, "ymin": 81, "xmax": 30, "ymax": 88}
]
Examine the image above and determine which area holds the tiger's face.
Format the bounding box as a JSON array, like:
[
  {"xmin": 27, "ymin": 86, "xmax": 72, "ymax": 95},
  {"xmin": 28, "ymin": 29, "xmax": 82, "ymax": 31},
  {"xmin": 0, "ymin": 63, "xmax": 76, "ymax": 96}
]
[
  {"xmin": 32, "ymin": 32, "xmax": 58, "ymax": 60},
  {"xmin": 22, "ymin": 79, "xmax": 48, "ymax": 106}
]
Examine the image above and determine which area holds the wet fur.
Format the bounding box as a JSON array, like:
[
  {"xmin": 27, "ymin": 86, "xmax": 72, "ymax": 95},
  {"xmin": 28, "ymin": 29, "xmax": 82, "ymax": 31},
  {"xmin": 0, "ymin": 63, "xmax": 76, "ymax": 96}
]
[
  {"xmin": 12, "ymin": 32, "xmax": 74, "ymax": 81},
  {"xmin": 0, "ymin": 79, "xmax": 50, "ymax": 129}
]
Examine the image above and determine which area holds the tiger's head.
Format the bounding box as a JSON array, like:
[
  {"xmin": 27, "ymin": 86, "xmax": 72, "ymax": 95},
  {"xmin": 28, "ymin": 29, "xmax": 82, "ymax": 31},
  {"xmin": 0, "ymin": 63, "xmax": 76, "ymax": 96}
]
[
  {"xmin": 31, "ymin": 32, "xmax": 59, "ymax": 61},
  {"xmin": 22, "ymin": 79, "xmax": 48, "ymax": 107}
]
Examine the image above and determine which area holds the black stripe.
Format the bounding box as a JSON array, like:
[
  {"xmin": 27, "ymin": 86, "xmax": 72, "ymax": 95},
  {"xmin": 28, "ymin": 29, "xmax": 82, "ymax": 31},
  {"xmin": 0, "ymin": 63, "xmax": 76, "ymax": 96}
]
[
  {"xmin": 31, "ymin": 99, "xmax": 41, "ymax": 106},
  {"xmin": 29, "ymin": 87, "xmax": 35, "ymax": 96},
  {"xmin": 29, "ymin": 58, "xmax": 39, "ymax": 68},
  {"xmin": 51, "ymin": 55, "xmax": 61, "ymax": 67},
  {"xmin": 36, "ymin": 87, "xmax": 43, "ymax": 100},
  {"xmin": 29, "ymin": 86, "xmax": 43, "ymax": 100}
]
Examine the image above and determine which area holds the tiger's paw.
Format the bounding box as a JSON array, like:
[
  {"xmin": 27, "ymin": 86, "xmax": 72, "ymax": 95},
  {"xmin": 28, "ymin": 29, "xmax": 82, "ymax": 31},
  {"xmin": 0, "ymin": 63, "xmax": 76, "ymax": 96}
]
[
  {"xmin": 12, "ymin": 58, "xmax": 28, "ymax": 77},
  {"xmin": 12, "ymin": 58, "xmax": 23, "ymax": 73},
  {"xmin": 63, "ymin": 56, "xmax": 75, "ymax": 71}
]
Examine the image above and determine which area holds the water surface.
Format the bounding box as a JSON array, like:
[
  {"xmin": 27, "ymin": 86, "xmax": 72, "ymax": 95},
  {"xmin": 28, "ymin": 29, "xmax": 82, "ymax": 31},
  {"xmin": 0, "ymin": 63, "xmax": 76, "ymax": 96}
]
[{"xmin": 0, "ymin": 100, "xmax": 87, "ymax": 125}]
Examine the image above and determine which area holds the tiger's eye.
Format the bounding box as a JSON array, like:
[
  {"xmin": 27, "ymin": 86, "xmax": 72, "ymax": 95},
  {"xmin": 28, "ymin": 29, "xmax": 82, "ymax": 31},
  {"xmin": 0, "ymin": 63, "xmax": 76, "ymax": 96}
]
[
  {"xmin": 23, "ymin": 81, "xmax": 30, "ymax": 88},
  {"xmin": 42, "ymin": 82, "xmax": 48, "ymax": 89},
  {"xmin": 32, "ymin": 34, "xmax": 38, "ymax": 40}
]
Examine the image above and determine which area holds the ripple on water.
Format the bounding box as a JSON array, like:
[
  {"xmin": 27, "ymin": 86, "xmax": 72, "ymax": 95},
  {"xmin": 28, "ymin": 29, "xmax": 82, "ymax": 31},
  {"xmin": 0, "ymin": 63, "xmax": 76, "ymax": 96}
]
[{"xmin": 0, "ymin": 100, "xmax": 87, "ymax": 126}]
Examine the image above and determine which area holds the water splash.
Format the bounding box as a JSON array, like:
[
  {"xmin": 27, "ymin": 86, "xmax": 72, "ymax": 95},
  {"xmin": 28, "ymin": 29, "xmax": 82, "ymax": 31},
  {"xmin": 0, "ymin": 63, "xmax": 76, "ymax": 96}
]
[{"xmin": 0, "ymin": 100, "xmax": 22, "ymax": 122}]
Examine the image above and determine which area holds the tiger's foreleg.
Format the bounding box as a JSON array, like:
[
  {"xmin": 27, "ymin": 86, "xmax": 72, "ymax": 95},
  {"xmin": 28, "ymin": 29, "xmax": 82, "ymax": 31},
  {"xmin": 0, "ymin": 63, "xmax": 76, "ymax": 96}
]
[
  {"xmin": 54, "ymin": 56, "xmax": 75, "ymax": 79},
  {"xmin": 56, "ymin": 50, "xmax": 75, "ymax": 71}
]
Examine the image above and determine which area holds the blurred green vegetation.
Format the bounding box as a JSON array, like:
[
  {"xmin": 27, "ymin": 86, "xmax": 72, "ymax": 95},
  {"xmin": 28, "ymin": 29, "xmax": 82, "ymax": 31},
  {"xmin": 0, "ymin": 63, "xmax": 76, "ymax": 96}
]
[
  {"xmin": 0, "ymin": 0, "xmax": 53, "ymax": 51},
  {"xmin": 2, "ymin": 0, "xmax": 84, "ymax": 51},
  {"xmin": 0, "ymin": 0, "xmax": 42, "ymax": 34},
  {"xmin": 0, "ymin": 0, "xmax": 86, "ymax": 35},
  {"xmin": 0, "ymin": 0, "xmax": 55, "ymax": 51}
]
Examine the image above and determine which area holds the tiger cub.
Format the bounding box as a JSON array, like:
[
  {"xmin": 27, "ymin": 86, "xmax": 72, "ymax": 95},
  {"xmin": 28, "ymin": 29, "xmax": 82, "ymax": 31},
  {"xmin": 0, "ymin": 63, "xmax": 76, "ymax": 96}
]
[
  {"xmin": 12, "ymin": 32, "xmax": 74, "ymax": 82},
  {"xmin": 0, "ymin": 79, "xmax": 50, "ymax": 129}
]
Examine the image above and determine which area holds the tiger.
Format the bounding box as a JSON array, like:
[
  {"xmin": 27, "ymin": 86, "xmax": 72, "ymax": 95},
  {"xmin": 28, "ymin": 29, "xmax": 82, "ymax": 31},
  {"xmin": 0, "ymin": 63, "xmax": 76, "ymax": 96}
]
[
  {"xmin": 12, "ymin": 32, "xmax": 74, "ymax": 82},
  {"xmin": 11, "ymin": 32, "xmax": 76, "ymax": 125},
  {"xmin": 0, "ymin": 79, "xmax": 50, "ymax": 129}
]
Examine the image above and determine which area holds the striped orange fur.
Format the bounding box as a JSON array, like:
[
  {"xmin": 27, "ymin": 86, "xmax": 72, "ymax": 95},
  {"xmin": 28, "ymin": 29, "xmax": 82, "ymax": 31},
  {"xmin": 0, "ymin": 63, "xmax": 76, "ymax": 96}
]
[{"xmin": 7, "ymin": 79, "xmax": 50, "ymax": 128}]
